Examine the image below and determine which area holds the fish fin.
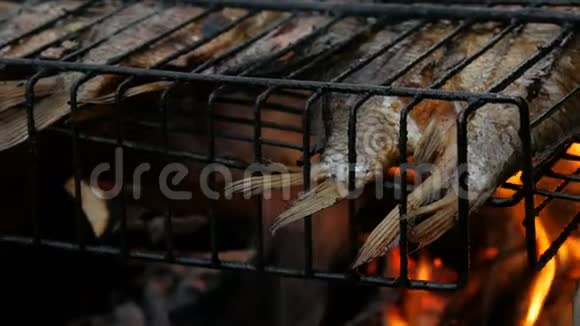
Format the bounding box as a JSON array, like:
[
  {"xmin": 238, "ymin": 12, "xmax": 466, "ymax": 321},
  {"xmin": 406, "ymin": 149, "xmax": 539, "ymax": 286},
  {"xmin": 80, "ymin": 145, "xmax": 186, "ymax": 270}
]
[
  {"xmin": 80, "ymin": 81, "xmax": 173, "ymax": 105},
  {"xmin": 352, "ymin": 174, "xmax": 447, "ymax": 268},
  {"xmin": 409, "ymin": 194, "xmax": 458, "ymax": 250},
  {"xmin": 225, "ymin": 172, "xmax": 304, "ymax": 196},
  {"xmin": 413, "ymin": 119, "xmax": 450, "ymax": 165},
  {"xmin": 407, "ymin": 192, "xmax": 456, "ymax": 218},
  {"xmin": 0, "ymin": 91, "xmax": 69, "ymax": 151},
  {"xmin": 225, "ymin": 163, "xmax": 323, "ymax": 196},
  {"xmin": 0, "ymin": 76, "xmax": 63, "ymax": 112},
  {"xmin": 64, "ymin": 177, "xmax": 110, "ymax": 238},
  {"xmin": 270, "ymin": 179, "xmax": 343, "ymax": 233}
]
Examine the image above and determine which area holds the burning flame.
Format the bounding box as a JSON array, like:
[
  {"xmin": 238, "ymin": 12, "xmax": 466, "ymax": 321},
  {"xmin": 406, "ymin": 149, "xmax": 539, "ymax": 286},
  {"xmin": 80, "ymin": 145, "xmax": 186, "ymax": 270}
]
[
  {"xmin": 566, "ymin": 143, "xmax": 580, "ymax": 156},
  {"xmin": 501, "ymin": 168, "xmax": 557, "ymax": 326},
  {"xmin": 521, "ymin": 142, "xmax": 580, "ymax": 325},
  {"xmin": 383, "ymin": 143, "xmax": 579, "ymax": 326},
  {"xmin": 522, "ymin": 219, "xmax": 556, "ymax": 326},
  {"xmin": 383, "ymin": 252, "xmax": 454, "ymax": 326}
]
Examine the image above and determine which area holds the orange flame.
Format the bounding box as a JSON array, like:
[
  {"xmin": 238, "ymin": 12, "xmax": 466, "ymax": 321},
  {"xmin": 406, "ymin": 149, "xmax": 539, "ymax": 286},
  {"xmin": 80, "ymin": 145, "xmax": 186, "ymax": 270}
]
[
  {"xmin": 385, "ymin": 307, "xmax": 409, "ymax": 326},
  {"xmin": 522, "ymin": 219, "xmax": 556, "ymax": 326},
  {"xmin": 566, "ymin": 143, "xmax": 580, "ymax": 156},
  {"xmin": 501, "ymin": 169, "xmax": 557, "ymax": 326}
]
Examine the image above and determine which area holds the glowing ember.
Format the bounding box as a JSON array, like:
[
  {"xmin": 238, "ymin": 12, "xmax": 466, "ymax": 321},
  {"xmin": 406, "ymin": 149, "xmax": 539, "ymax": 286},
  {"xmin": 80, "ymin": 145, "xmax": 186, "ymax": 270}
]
[
  {"xmin": 415, "ymin": 254, "xmax": 431, "ymax": 281},
  {"xmin": 481, "ymin": 247, "xmax": 499, "ymax": 261},
  {"xmin": 385, "ymin": 306, "xmax": 408, "ymax": 326},
  {"xmin": 566, "ymin": 142, "xmax": 580, "ymax": 156}
]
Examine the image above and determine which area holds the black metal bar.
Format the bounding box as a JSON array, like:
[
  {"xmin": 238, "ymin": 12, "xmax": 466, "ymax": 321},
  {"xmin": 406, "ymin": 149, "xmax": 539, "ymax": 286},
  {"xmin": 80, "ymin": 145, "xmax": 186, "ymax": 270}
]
[
  {"xmin": 48, "ymin": 127, "xmax": 249, "ymax": 169},
  {"xmin": 207, "ymin": 91, "xmax": 220, "ymax": 266},
  {"xmin": 24, "ymin": 72, "xmax": 40, "ymax": 245},
  {"xmin": 488, "ymin": 137, "xmax": 575, "ymax": 207},
  {"xmin": 58, "ymin": 71, "xmax": 86, "ymax": 250},
  {"xmin": 535, "ymin": 187, "xmax": 580, "ymax": 201},
  {"xmin": 214, "ymin": 96, "xmax": 304, "ymax": 115},
  {"xmin": 536, "ymin": 213, "xmax": 580, "ymax": 271},
  {"xmin": 546, "ymin": 170, "xmax": 580, "ymax": 182},
  {"xmin": 0, "ymin": 58, "xmax": 524, "ymax": 102},
  {"xmin": 113, "ymin": 86, "xmax": 129, "ymax": 260},
  {"xmin": 0, "ymin": 0, "xmax": 99, "ymax": 50},
  {"xmin": 213, "ymin": 114, "xmax": 302, "ymax": 133},
  {"xmin": 531, "ymin": 86, "xmax": 580, "ymax": 129},
  {"xmin": 121, "ymin": 118, "xmax": 305, "ymax": 150},
  {"xmin": 371, "ymin": 0, "xmax": 580, "ymax": 4},
  {"xmin": 0, "ymin": 235, "xmax": 460, "ymax": 291},
  {"xmin": 302, "ymin": 93, "xmax": 316, "ymax": 275},
  {"xmin": 186, "ymin": 0, "xmax": 580, "ymax": 24},
  {"xmin": 160, "ymin": 90, "xmax": 175, "ymax": 261}
]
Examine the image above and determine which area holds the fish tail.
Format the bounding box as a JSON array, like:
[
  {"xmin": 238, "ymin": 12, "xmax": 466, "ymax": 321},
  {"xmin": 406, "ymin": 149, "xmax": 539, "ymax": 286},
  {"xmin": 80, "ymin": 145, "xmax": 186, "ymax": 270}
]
[
  {"xmin": 413, "ymin": 118, "xmax": 454, "ymax": 165},
  {"xmin": 270, "ymin": 179, "xmax": 343, "ymax": 234},
  {"xmin": 80, "ymin": 81, "xmax": 173, "ymax": 105},
  {"xmin": 352, "ymin": 174, "xmax": 448, "ymax": 268},
  {"xmin": 0, "ymin": 76, "xmax": 63, "ymax": 112},
  {"xmin": 0, "ymin": 89, "xmax": 69, "ymax": 151},
  {"xmin": 409, "ymin": 193, "xmax": 457, "ymax": 250},
  {"xmin": 225, "ymin": 171, "xmax": 305, "ymax": 196}
]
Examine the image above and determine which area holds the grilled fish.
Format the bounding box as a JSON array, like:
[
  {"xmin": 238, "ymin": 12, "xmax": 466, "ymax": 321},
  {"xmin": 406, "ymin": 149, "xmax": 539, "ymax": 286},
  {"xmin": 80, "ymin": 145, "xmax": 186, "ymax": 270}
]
[
  {"xmin": 0, "ymin": 0, "xmax": 86, "ymax": 46},
  {"xmin": 0, "ymin": 3, "xmax": 283, "ymax": 151},
  {"xmin": 354, "ymin": 22, "xmax": 580, "ymax": 267},
  {"xmin": 0, "ymin": 2, "xmax": 121, "ymax": 59},
  {"xmin": 226, "ymin": 21, "xmax": 465, "ymax": 232},
  {"xmin": 81, "ymin": 13, "xmax": 355, "ymax": 104}
]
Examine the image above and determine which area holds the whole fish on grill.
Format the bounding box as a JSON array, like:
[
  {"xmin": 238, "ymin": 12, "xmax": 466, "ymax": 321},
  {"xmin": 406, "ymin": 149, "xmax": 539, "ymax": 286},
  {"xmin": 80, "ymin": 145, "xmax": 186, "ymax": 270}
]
[
  {"xmin": 0, "ymin": 3, "xmax": 284, "ymax": 151},
  {"xmin": 226, "ymin": 21, "xmax": 466, "ymax": 232},
  {"xmin": 354, "ymin": 22, "xmax": 580, "ymax": 268}
]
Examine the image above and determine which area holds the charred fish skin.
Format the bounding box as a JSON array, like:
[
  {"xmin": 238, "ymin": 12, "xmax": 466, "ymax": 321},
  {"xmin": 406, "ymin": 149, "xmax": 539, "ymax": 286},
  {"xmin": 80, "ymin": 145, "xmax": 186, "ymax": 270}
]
[
  {"xmin": 204, "ymin": 15, "xmax": 337, "ymax": 76},
  {"xmin": 0, "ymin": 1, "xmax": 130, "ymax": 60},
  {"xmin": 354, "ymin": 22, "xmax": 580, "ymax": 268},
  {"xmin": 67, "ymin": 9, "xmax": 293, "ymax": 105},
  {"xmin": 0, "ymin": 0, "xmax": 86, "ymax": 46}
]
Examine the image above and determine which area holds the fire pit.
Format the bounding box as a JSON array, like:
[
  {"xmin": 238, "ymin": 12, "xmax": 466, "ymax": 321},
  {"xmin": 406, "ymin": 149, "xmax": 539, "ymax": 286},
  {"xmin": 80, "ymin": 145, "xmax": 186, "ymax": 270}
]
[{"xmin": 0, "ymin": 0, "xmax": 578, "ymax": 325}]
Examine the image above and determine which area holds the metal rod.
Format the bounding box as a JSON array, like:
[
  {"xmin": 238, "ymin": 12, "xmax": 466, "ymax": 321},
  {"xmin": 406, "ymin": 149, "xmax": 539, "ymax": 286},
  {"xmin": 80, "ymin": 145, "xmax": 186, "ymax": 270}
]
[
  {"xmin": 186, "ymin": 0, "xmax": 580, "ymax": 24},
  {"xmin": 0, "ymin": 235, "xmax": 460, "ymax": 291},
  {"xmin": 0, "ymin": 58, "xmax": 522, "ymax": 102}
]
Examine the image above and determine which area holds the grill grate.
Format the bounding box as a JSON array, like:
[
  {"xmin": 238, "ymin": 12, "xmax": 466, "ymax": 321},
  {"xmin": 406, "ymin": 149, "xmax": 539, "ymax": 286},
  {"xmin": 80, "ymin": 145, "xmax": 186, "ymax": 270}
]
[{"xmin": 0, "ymin": 0, "xmax": 578, "ymax": 292}]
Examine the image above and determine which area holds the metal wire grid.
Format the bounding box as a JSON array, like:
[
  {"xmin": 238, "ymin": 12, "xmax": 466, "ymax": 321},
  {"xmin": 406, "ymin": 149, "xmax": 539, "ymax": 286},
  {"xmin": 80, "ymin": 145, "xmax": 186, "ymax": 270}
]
[{"xmin": 0, "ymin": 0, "xmax": 577, "ymax": 291}]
